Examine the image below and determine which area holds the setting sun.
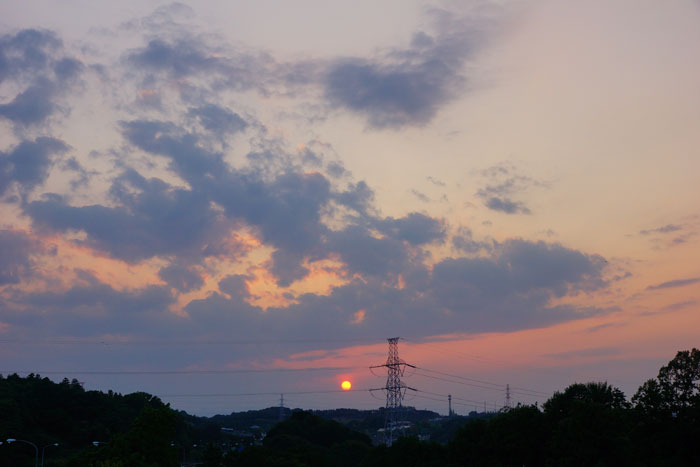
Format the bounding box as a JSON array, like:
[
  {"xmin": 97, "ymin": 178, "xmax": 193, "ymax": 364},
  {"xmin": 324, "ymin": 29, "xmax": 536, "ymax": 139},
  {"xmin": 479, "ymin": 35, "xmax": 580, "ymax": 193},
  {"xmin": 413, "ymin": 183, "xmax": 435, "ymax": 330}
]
[{"xmin": 341, "ymin": 380, "xmax": 352, "ymax": 391}]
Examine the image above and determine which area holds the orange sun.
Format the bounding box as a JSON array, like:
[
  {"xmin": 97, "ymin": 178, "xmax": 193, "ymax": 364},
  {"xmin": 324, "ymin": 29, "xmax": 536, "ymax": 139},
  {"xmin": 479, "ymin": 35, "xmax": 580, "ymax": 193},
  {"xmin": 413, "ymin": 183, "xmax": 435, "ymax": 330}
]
[{"xmin": 341, "ymin": 380, "xmax": 352, "ymax": 391}]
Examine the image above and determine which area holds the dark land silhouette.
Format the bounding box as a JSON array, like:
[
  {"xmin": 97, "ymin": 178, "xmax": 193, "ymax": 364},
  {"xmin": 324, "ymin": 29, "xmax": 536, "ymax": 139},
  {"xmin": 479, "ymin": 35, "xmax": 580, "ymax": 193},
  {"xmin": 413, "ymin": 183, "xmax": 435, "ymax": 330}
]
[{"xmin": 1, "ymin": 348, "xmax": 698, "ymax": 466}]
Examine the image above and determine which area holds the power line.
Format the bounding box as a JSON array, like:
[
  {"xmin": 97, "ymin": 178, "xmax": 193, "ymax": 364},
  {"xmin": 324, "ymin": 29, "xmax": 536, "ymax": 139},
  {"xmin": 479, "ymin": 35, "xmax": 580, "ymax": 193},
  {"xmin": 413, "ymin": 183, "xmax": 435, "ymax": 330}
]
[
  {"xmin": 159, "ymin": 389, "xmax": 367, "ymax": 398},
  {"xmin": 0, "ymin": 366, "xmax": 365, "ymax": 376},
  {"xmin": 413, "ymin": 370, "xmax": 506, "ymax": 393},
  {"xmin": 414, "ymin": 366, "xmax": 550, "ymax": 396},
  {"xmin": 404, "ymin": 338, "xmax": 637, "ymax": 387},
  {"xmin": 0, "ymin": 337, "xmax": 383, "ymax": 346},
  {"xmin": 413, "ymin": 370, "xmax": 550, "ymax": 401}
]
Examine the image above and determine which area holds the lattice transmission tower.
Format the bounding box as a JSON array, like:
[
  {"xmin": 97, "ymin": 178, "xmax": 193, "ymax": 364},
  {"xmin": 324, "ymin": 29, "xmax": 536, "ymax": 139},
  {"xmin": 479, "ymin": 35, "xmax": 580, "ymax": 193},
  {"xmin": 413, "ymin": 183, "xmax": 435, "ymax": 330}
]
[{"xmin": 370, "ymin": 337, "xmax": 416, "ymax": 446}]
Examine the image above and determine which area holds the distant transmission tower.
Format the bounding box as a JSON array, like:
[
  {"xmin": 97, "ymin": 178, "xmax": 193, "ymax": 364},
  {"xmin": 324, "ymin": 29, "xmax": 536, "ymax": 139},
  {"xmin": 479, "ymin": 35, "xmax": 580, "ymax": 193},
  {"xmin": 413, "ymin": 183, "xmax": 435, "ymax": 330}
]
[
  {"xmin": 279, "ymin": 393, "xmax": 285, "ymax": 421},
  {"xmin": 505, "ymin": 384, "xmax": 511, "ymax": 409},
  {"xmin": 370, "ymin": 337, "xmax": 416, "ymax": 446}
]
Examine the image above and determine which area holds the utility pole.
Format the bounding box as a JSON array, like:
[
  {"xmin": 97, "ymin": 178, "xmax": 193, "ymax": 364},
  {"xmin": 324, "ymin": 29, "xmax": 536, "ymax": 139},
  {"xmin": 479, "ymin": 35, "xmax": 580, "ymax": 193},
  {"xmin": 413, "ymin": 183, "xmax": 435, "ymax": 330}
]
[
  {"xmin": 370, "ymin": 337, "xmax": 416, "ymax": 446},
  {"xmin": 448, "ymin": 394, "xmax": 453, "ymax": 417}
]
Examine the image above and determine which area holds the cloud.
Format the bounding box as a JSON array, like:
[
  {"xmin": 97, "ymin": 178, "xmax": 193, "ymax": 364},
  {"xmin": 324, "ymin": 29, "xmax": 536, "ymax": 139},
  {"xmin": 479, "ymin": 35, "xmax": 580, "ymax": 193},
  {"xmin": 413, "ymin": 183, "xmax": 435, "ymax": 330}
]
[
  {"xmin": 3, "ymin": 237, "xmax": 608, "ymax": 350},
  {"xmin": 639, "ymin": 300, "xmax": 698, "ymax": 317},
  {"xmin": 483, "ymin": 196, "xmax": 531, "ymax": 214},
  {"xmin": 187, "ymin": 104, "xmax": 248, "ymax": 138},
  {"xmin": 0, "ymin": 11, "xmax": 614, "ymax": 366},
  {"xmin": 0, "ymin": 78, "xmax": 57, "ymax": 125},
  {"xmin": 324, "ymin": 54, "xmax": 464, "ymax": 129},
  {"xmin": 476, "ymin": 163, "xmax": 546, "ymax": 215},
  {"xmin": 119, "ymin": 5, "xmax": 501, "ymax": 131},
  {"xmin": 326, "ymin": 226, "xmax": 415, "ymax": 278},
  {"xmin": 322, "ymin": 7, "xmax": 503, "ymax": 129},
  {"xmin": 660, "ymin": 300, "xmax": 697, "ymax": 312},
  {"xmin": 262, "ymin": 238, "xmax": 610, "ymax": 339},
  {"xmin": 583, "ymin": 322, "xmax": 626, "ymax": 333},
  {"xmin": 125, "ymin": 37, "xmax": 273, "ymax": 94},
  {"xmin": 120, "ymin": 118, "xmax": 445, "ymax": 283},
  {"xmin": 0, "ymin": 230, "xmax": 40, "ymax": 285},
  {"xmin": 646, "ymin": 277, "xmax": 700, "ymax": 290},
  {"xmin": 377, "ymin": 212, "xmax": 445, "ymax": 246},
  {"xmin": 17, "ymin": 116, "xmax": 443, "ymax": 287},
  {"xmin": 0, "ymin": 137, "xmax": 69, "ymax": 197},
  {"xmin": 639, "ymin": 224, "xmax": 682, "ymax": 235},
  {"xmin": 3, "ymin": 270, "xmax": 179, "ymax": 338},
  {"xmin": 25, "ymin": 170, "xmax": 231, "ymax": 263},
  {"xmin": 410, "ymin": 189, "xmax": 430, "ymax": 202},
  {"xmin": 0, "ymin": 29, "xmax": 61, "ymax": 81},
  {"xmin": 426, "ymin": 176, "xmax": 446, "ymax": 187},
  {"xmin": 452, "ymin": 227, "xmax": 492, "ymax": 254},
  {"xmin": 60, "ymin": 157, "xmax": 95, "ymax": 189},
  {"xmin": 326, "ymin": 161, "xmax": 346, "ymax": 178},
  {"xmin": 0, "ymin": 29, "xmax": 83, "ymax": 128},
  {"xmin": 158, "ymin": 264, "xmax": 204, "ymax": 293}
]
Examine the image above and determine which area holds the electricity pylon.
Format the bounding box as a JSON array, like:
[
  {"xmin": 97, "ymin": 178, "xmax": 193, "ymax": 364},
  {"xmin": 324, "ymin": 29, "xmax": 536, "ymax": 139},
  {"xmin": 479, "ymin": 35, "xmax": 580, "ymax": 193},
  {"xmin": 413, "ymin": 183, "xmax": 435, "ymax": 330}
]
[{"xmin": 370, "ymin": 337, "xmax": 416, "ymax": 446}]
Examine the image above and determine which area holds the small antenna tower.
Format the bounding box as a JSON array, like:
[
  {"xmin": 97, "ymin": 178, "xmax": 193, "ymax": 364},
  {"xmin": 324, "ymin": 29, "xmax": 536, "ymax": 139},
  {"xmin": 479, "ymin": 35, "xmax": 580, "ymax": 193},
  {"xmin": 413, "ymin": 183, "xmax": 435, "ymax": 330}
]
[
  {"xmin": 505, "ymin": 384, "xmax": 511, "ymax": 409},
  {"xmin": 370, "ymin": 337, "xmax": 416, "ymax": 446}
]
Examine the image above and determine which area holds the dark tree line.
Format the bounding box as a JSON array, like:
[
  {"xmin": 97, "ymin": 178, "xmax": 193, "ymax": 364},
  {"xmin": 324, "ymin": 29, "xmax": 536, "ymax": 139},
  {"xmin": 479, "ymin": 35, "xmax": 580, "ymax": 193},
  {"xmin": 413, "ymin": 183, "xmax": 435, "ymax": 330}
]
[{"xmin": 1, "ymin": 349, "xmax": 699, "ymax": 466}]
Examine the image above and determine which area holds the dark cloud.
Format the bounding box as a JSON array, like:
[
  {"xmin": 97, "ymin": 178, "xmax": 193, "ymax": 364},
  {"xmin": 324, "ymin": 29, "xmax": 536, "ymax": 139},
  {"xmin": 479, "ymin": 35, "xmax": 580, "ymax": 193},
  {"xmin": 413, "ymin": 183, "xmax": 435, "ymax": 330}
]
[
  {"xmin": 426, "ymin": 176, "xmax": 446, "ymax": 187},
  {"xmin": 452, "ymin": 227, "xmax": 492, "ymax": 254},
  {"xmin": 25, "ymin": 170, "xmax": 229, "ymax": 263},
  {"xmin": 326, "ymin": 161, "xmax": 346, "ymax": 178},
  {"xmin": 483, "ymin": 196, "xmax": 531, "ymax": 214},
  {"xmin": 326, "ymin": 226, "xmax": 414, "ymax": 278},
  {"xmin": 431, "ymin": 239, "xmax": 605, "ymax": 309},
  {"xmin": 646, "ymin": 277, "xmax": 700, "ymax": 290},
  {"xmin": 325, "ymin": 54, "xmax": 464, "ymax": 129},
  {"xmin": 23, "ymin": 119, "xmax": 433, "ymax": 286},
  {"xmin": 660, "ymin": 300, "xmax": 697, "ymax": 312},
  {"xmin": 0, "ymin": 29, "xmax": 61, "ymax": 82},
  {"xmin": 0, "ymin": 29, "xmax": 83, "ymax": 128},
  {"xmin": 476, "ymin": 164, "xmax": 547, "ymax": 215},
  {"xmin": 583, "ymin": 322, "xmax": 626, "ymax": 333},
  {"xmin": 9, "ymin": 234, "xmax": 604, "ymax": 350},
  {"xmin": 259, "ymin": 238, "xmax": 610, "ymax": 339},
  {"xmin": 333, "ymin": 181, "xmax": 374, "ymax": 216},
  {"xmin": 158, "ymin": 264, "xmax": 204, "ymax": 292},
  {"xmin": 119, "ymin": 7, "xmax": 500, "ymax": 130},
  {"xmin": 377, "ymin": 212, "xmax": 445, "ymax": 246},
  {"xmin": 218, "ymin": 274, "xmax": 250, "ymax": 299},
  {"xmin": 60, "ymin": 157, "xmax": 95, "ymax": 189},
  {"xmin": 125, "ymin": 38, "xmax": 271, "ymax": 93},
  {"xmin": 188, "ymin": 104, "xmax": 248, "ymax": 139},
  {"xmin": 127, "ymin": 38, "xmax": 219, "ymax": 77},
  {"xmin": 0, "ymin": 137, "xmax": 69, "ymax": 197},
  {"xmin": 53, "ymin": 57, "xmax": 83, "ymax": 80},
  {"xmin": 0, "ymin": 78, "xmax": 57, "ymax": 125},
  {"xmin": 321, "ymin": 6, "xmax": 504, "ymax": 129},
  {"xmin": 639, "ymin": 224, "xmax": 682, "ymax": 235},
  {"xmin": 410, "ymin": 189, "xmax": 430, "ymax": 202},
  {"xmin": 3, "ymin": 271, "xmax": 179, "ymax": 338},
  {"xmin": 0, "ymin": 230, "xmax": 39, "ymax": 285},
  {"xmin": 121, "ymin": 119, "xmax": 413, "ymax": 283}
]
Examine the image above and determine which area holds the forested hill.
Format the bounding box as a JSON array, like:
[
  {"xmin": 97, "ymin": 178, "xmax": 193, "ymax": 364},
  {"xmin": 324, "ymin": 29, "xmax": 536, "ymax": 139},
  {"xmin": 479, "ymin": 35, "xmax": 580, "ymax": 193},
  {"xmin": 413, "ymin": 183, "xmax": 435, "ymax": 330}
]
[{"xmin": 1, "ymin": 349, "xmax": 699, "ymax": 466}]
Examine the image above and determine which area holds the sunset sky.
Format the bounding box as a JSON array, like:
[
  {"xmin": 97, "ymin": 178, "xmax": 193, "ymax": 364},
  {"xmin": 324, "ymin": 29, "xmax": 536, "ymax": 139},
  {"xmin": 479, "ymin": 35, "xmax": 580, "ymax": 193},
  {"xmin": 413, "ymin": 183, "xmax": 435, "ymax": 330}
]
[{"xmin": 1, "ymin": 0, "xmax": 699, "ymax": 416}]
